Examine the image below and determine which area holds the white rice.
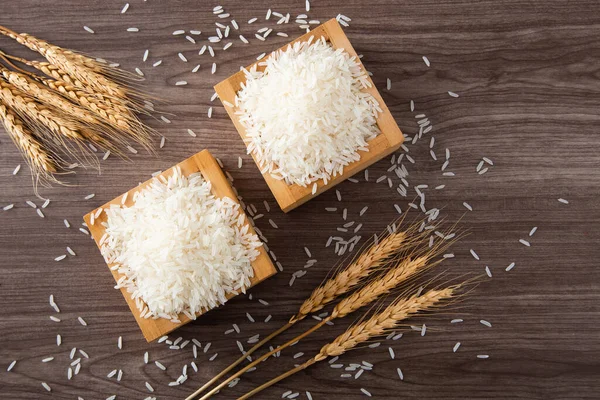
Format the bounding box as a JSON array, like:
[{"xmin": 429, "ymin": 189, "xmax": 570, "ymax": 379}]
[
  {"xmin": 453, "ymin": 342, "xmax": 461, "ymax": 352},
  {"xmin": 83, "ymin": 26, "xmax": 95, "ymax": 34},
  {"xmin": 101, "ymin": 167, "xmax": 260, "ymax": 320},
  {"xmin": 121, "ymin": 3, "xmax": 129, "ymax": 13},
  {"xmin": 235, "ymin": 37, "xmax": 380, "ymax": 187},
  {"xmin": 422, "ymin": 56, "xmax": 430, "ymax": 67},
  {"xmin": 485, "ymin": 266, "xmax": 492, "ymax": 278},
  {"xmin": 506, "ymin": 262, "xmax": 515, "ymax": 271},
  {"xmin": 397, "ymin": 368, "xmax": 404, "ymax": 380},
  {"xmin": 480, "ymin": 319, "xmax": 492, "ymax": 327}
]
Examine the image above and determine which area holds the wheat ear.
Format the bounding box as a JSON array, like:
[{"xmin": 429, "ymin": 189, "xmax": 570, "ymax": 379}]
[
  {"xmin": 0, "ymin": 52, "xmax": 146, "ymax": 114},
  {"xmin": 238, "ymin": 287, "xmax": 458, "ymax": 400},
  {"xmin": 186, "ymin": 224, "xmax": 417, "ymax": 400},
  {"xmin": 0, "ymin": 80, "xmax": 83, "ymax": 140},
  {"xmin": 293, "ymin": 224, "xmax": 423, "ymax": 322},
  {"xmin": 0, "ymin": 79, "xmax": 118, "ymax": 167},
  {"xmin": 0, "ymin": 103, "xmax": 60, "ymax": 184},
  {"xmin": 0, "ymin": 66, "xmax": 102, "ymax": 125},
  {"xmin": 0, "ymin": 51, "xmax": 153, "ymax": 148},
  {"xmin": 0, "ymin": 26, "xmax": 129, "ymax": 100},
  {"xmin": 196, "ymin": 250, "xmax": 438, "ymax": 399}
]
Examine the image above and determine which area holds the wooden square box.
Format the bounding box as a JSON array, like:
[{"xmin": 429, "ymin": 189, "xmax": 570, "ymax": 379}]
[
  {"xmin": 215, "ymin": 18, "xmax": 404, "ymax": 212},
  {"xmin": 83, "ymin": 149, "xmax": 277, "ymax": 342}
]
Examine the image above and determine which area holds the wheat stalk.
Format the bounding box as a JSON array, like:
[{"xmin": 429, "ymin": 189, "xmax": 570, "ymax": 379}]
[
  {"xmin": 0, "ymin": 79, "xmax": 84, "ymax": 142},
  {"xmin": 195, "ymin": 243, "xmax": 440, "ymax": 400},
  {"xmin": 293, "ymin": 224, "xmax": 425, "ymax": 322},
  {"xmin": 0, "ymin": 66, "xmax": 152, "ymax": 153},
  {"xmin": 1, "ymin": 66, "xmax": 102, "ymax": 125},
  {"xmin": 0, "ymin": 79, "xmax": 126, "ymax": 167},
  {"xmin": 186, "ymin": 223, "xmax": 419, "ymax": 400},
  {"xmin": 0, "ymin": 51, "xmax": 148, "ymax": 118},
  {"xmin": 0, "ymin": 103, "xmax": 59, "ymax": 184},
  {"xmin": 0, "ymin": 26, "xmax": 130, "ymax": 100},
  {"xmin": 0, "ymin": 52, "xmax": 85, "ymax": 89},
  {"xmin": 0, "ymin": 26, "xmax": 155, "ymax": 189},
  {"xmin": 238, "ymin": 286, "xmax": 459, "ymax": 400}
]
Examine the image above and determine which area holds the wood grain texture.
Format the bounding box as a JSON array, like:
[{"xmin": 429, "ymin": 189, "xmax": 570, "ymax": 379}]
[
  {"xmin": 0, "ymin": 0, "xmax": 599, "ymax": 399},
  {"xmin": 215, "ymin": 18, "xmax": 404, "ymax": 212},
  {"xmin": 83, "ymin": 149, "xmax": 277, "ymax": 342}
]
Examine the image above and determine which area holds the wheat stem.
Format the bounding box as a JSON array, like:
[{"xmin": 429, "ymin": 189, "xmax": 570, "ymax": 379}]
[
  {"xmin": 184, "ymin": 322, "xmax": 294, "ymax": 400},
  {"xmin": 196, "ymin": 231, "xmax": 443, "ymax": 399},
  {"xmin": 197, "ymin": 320, "xmax": 328, "ymax": 400},
  {"xmin": 238, "ymin": 287, "xmax": 458, "ymax": 399},
  {"xmin": 238, "ymin": 360, "xmax": 317, "ymax": 400},
  {"xmin": 187, "ymin": 224, "xmax": 415, "ymax": 399}
]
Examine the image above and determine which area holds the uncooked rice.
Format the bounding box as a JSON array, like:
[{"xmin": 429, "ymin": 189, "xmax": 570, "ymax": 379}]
[
  {"xmin": 235, "ymin": 36, "xmax": 380, "ymax": 187},
  {"xmin": 100, "ymin": 167, "xmax": 261, "ymax": 320}
]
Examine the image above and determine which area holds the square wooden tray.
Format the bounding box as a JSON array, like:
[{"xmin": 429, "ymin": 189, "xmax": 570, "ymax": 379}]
[
  {"xmin": 215, "ymin": 18, "xmax": 404, "ymax": 213},
  {"xmin": 83, "ymin": 149, "xmax": 277, "ymax": 342}
]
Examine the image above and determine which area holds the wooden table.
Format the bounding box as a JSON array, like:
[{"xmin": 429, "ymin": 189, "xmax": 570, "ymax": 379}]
[{"xmin": 1, "ymin": 0, "xmax": 599, "ymax": 399}]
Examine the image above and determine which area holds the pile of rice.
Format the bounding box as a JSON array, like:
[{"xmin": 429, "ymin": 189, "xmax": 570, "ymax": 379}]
[
  {"xmin": 235, "ymin": 36, "xmax": 382, "ymax": 187},
  {"xmin": 99, "ymin": 167, "xmax": 262, "ymax": 322}
]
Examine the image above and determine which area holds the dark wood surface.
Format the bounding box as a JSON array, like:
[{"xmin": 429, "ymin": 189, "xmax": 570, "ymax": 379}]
[{"xmin": 1, "ymin": 0, "xmax": 599, "ymax": 399}]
